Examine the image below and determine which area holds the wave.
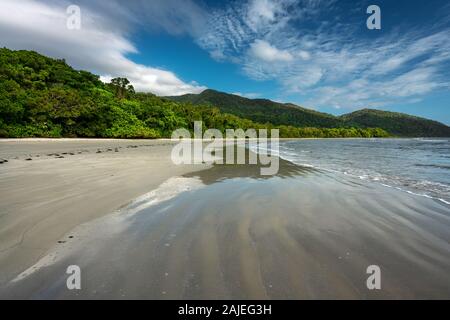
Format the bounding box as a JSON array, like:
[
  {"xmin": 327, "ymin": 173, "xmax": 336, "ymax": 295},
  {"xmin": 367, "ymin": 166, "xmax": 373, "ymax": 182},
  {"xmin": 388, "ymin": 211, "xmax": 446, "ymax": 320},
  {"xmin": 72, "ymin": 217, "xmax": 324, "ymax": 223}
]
[
  {"xmin": 414, "ymin": 138, "xmax": 449, "ymax": 143},
  {"xmin": 251, "ymin": 142, "xmax": 450, "ymax": 206},
  {"xmin": 380, "ymin": 183, "xmax": 450, "ymax": 205},
  {"xmin": 414, "ymin": 163, "xmax": 450, "ymax": 170}
]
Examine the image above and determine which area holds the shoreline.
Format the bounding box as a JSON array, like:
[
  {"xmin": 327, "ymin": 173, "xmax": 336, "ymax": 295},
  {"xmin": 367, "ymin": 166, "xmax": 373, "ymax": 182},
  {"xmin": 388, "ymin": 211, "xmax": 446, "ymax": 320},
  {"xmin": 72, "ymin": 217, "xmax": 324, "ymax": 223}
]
[{"xmin": 3, "ymin": 137, "xmax": 448, "ymax": 140}]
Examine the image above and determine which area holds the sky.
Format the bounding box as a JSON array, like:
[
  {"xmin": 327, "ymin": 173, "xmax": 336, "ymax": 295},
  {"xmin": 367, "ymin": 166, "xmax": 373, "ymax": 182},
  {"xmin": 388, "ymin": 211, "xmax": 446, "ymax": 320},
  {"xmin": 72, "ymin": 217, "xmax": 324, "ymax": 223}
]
[{"xmin": 0, "ymin": 0, "xmax": 449, "ymax": 124}]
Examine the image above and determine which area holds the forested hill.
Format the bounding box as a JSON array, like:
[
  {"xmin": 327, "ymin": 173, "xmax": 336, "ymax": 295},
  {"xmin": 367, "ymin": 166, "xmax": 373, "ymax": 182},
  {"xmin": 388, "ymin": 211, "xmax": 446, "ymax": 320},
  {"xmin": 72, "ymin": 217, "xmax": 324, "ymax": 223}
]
[
  {"xmin": 168, "ymin": 89, "xmax": 344, "ymax": 128},
  {"xmin": 168, "ymin": 90, "xmax": 450, "ymax": 137},
  {"xmin": 340, "ymin": 109, "xmax": 450, "ymax": 137}
]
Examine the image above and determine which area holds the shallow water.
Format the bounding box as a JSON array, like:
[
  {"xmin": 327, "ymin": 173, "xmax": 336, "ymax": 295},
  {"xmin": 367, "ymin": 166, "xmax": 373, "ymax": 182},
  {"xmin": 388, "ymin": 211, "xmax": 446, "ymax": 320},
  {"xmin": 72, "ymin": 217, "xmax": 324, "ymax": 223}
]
[
  {"xmin": 3, "ymin": 158, "xmax": 450, "ymax": 299},
  {"xmin": 275, "ymin": 138, "xmax": 450, "ymax": 204}
]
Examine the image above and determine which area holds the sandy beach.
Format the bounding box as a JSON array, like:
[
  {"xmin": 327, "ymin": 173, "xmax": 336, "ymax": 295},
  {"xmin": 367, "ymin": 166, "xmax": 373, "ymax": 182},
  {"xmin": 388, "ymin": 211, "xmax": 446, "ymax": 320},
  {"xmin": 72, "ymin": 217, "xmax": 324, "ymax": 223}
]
[
  {"xmin": 0, "ymin": 139, "xmax": 449, "ymax": 299},
  {"xmin": 0, "ymin": 139, "xmax": 210, "ymax": 287}
]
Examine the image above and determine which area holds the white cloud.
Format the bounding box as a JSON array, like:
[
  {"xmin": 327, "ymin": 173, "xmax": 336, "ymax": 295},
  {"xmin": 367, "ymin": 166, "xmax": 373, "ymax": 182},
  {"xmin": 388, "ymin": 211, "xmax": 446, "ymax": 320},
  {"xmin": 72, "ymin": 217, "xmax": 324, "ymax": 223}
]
[
  {"xmin": 120, "ymin": 0, "xmax": 208, "ymax": 37},
  {"xmin": 249, "ymin": 39, "xmax": 293, "ymax": 62},
  {"xmin": 194, "ymin": 0, "xmax": 450, "ymax": 109},
  {"xmin": 0, "ymin": 0, "xmax": 206, "ymax": 96},
  {"xmin": 246, "ymin": 0, "xmax": 281, "ymax": 31},
  {"xmin": 282, "ymin": 67, "xmax": 323, "ymax": 91},
  {"xmin": 298, "ymin": 50, "xmax": 311, "ymax": 60},
  {"xmin": 306, "ymin": 67, "xmax": 443, "ymax": 110}
]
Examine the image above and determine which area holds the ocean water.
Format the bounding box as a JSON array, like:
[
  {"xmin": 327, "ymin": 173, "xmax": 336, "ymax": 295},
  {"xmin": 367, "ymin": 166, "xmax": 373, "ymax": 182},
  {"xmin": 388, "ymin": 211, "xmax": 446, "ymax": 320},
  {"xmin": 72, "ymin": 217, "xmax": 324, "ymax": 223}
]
[{"xmin": 276, "ymin": 138, "xmax": 450, "ymax": 204}]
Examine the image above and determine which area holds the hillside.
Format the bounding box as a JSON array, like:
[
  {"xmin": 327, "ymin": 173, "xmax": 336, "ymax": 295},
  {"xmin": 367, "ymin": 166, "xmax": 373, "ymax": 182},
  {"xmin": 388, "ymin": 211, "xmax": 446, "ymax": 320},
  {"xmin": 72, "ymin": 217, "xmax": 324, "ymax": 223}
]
[
  {"xmin": 0, "ymin": 48, "xmax": 388, "ymax": 139},
  {"xmin": 340, "ymin": 109, "xmax": 450, "ymax": 137},
  {"xmin": 168, "ymin": 90, "xmax": 450, "ymax": 137},
  {"xmin": 168, "ymin": 89, "xmax": 345, "ymax": 128}
]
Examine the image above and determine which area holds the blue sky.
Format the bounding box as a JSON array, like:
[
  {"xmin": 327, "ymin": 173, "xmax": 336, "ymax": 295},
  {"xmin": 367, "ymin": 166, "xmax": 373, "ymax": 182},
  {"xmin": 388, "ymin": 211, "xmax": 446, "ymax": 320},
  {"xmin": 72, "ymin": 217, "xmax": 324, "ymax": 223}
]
[{"xmin": 0, "ymin": 0, "xmax": 449, "ymax": 124}]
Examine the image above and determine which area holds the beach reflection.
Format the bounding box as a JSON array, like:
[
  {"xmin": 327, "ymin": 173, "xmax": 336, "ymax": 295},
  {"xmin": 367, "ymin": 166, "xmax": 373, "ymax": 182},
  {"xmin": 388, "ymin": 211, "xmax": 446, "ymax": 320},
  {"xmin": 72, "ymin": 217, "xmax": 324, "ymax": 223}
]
[{"xmin": 183, "ymin": 157, "xmax": 317, "ymax": 185}]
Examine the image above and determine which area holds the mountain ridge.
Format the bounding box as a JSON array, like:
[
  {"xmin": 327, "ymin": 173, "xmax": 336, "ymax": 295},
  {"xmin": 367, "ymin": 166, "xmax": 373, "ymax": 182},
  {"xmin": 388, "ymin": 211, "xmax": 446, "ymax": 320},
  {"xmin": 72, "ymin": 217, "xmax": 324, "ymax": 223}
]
[
  {"xmin": 167, "ymin": 89, "xmax": 344, "ymax": 128},
  {"xmin": 167, "ymin": 89, "xmax": 450, "ymax": 137}
]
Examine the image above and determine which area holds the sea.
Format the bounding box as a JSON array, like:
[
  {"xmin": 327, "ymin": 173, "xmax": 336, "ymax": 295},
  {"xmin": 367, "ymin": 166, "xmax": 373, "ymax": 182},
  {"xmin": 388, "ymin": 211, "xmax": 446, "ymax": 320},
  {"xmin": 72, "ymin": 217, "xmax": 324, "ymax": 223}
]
[{"xmin": 274, "ymin": 138, "xmax": 450, "ymax": 204}]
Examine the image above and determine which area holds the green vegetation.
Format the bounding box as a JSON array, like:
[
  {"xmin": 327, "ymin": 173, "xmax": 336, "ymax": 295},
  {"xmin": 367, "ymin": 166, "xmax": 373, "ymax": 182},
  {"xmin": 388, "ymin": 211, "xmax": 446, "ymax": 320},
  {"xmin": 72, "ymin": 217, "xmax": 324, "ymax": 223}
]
[
  {"xmin": 339, "ymin": 109, "xmax": 450, "ymax": 137},
  {"xmin": 0, "ymin": 48, "xmax": 392, "ymax": 138},
  {"xmin": 108, "ymin": 77, "xmax": 135, "ymax": 99},
  {"xmin": 169, "ymin": 90, "xmax": 450, "ymax": 137},
  {"xmin": 168, "ymin": 89, "xmax": 344, "ymax": 128}
]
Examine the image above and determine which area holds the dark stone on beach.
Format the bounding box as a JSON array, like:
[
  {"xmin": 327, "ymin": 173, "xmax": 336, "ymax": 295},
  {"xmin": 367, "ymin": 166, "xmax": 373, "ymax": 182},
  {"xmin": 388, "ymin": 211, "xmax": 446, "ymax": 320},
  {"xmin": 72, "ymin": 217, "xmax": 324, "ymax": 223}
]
[
  {"xmin": 56, "ymin": 156, "xmax": 64, "ymax": 159},
  {"xmin": 25, "ymin": 158, "xmax": 32, "ymax": 161},
  {"xmin": 107, "ymin": 148, "xmax": 113, "ymax": 152},
  {"xmin": 115, "ymin": 148, "xmax": 119, "ymax": 152},
  {"xmin": 96, "ymin": 150, "xmax": 102, "ymax": 153},
  {"xmin": 69, "ymin": 153, "xmax": 75, "ymax": 155},
  {"xmin": 62, "ymin": 152, "xmax": 68, "ymax": 155},
  {"xmin": 68, "ymin": 236, "xmax": 74, "ymax": 239},
  {"xmin": 57, "ymin": 240, "xmax": 66, "ymax": 244}
]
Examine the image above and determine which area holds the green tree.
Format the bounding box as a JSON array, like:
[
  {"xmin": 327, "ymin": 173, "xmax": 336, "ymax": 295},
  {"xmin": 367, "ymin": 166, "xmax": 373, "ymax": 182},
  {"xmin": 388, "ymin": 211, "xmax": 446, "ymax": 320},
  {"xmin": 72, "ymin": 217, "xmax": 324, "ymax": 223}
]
[{"xmin": 110, "ymin": 77, "xmax": 134, "ymax": 99}]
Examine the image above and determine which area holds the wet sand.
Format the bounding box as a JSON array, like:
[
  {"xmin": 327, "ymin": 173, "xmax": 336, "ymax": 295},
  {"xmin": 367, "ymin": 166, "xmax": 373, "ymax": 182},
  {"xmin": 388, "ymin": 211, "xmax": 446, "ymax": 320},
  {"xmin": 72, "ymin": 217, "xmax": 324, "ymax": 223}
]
[
  {"xmin": 1, "ymin": 141, "xmax": 449, "ymax": 299},
  {"xmin": 0, "ymin": 139, "xmax": 209, "ymax": 287}
]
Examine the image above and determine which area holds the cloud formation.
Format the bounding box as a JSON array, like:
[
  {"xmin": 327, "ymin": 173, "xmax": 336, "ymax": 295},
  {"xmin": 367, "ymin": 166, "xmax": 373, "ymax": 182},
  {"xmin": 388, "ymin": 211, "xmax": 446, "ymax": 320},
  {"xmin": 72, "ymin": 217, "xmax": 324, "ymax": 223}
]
[
  {"xmin": 195, "ymin": 0, "xmax": 450, "ymax": 109},
  {"xmin": 1, "ymin": 0, "xmax": 449, "ymax": 108},
  {"xmin": 250, "ymin": 40, "xmax": 293, "ymax": 62},
  {"xmin": 0, "ymin": 0, "xmax": 206, "ymax": 96}
]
